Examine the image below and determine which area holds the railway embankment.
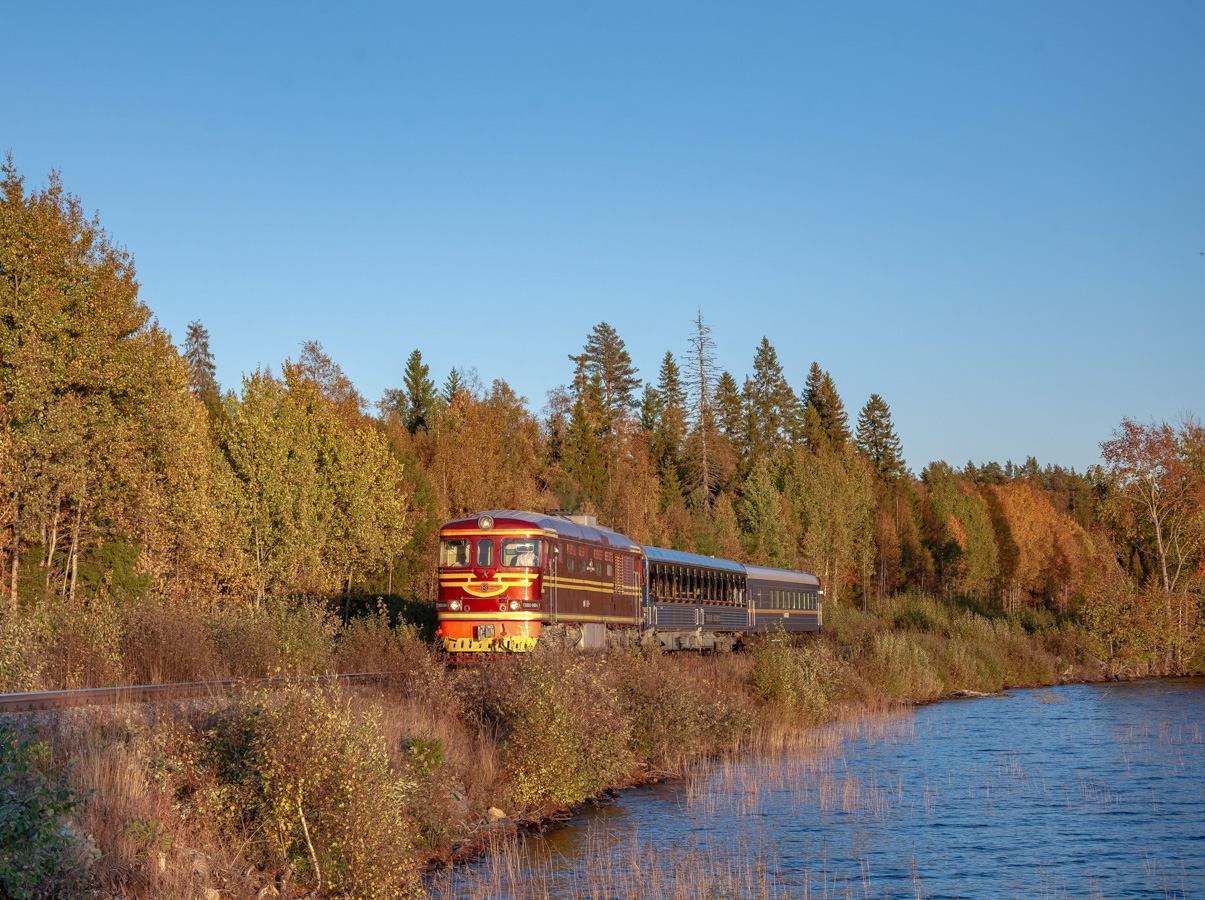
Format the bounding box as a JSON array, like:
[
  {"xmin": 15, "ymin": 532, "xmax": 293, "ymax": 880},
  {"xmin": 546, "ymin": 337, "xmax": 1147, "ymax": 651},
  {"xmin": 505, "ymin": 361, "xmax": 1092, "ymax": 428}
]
[{"xmin": 0, "ymin": 592, "xmax": 1199, "ymax": 899}]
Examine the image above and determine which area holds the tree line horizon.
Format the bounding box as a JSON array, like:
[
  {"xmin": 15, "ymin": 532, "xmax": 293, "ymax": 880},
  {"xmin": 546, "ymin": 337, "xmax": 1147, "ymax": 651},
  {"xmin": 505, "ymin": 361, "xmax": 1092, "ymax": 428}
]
[{"xmin": 2, "ymin": 159, "xmax": 1202, "ymax": 665}]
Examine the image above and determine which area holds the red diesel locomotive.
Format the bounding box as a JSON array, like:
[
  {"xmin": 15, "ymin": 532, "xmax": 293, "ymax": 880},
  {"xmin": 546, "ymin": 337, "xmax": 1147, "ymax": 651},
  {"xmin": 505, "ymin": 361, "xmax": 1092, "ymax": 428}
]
[{"xmin": 433, "ymin": 511, "xmax": 644, "ymax": 655}]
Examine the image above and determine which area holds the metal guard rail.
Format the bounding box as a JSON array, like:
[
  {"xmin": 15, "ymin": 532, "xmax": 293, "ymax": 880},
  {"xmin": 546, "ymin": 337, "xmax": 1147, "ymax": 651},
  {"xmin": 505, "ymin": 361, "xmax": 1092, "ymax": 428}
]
[{"xmin": 0, "ymin": 673, "xmax": 397, "ymax": 714}]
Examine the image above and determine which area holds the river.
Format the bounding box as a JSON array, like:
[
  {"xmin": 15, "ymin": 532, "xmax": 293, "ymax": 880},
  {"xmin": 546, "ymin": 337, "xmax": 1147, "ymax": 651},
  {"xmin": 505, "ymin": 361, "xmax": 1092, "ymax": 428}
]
[{"xmin": 431, "ymin": 679, "xmax": 1205, "ymax": 899}]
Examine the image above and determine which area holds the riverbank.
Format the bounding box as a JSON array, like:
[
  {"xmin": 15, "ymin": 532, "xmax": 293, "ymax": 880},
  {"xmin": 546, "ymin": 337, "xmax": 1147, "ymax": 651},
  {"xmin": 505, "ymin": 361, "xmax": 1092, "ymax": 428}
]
[{"xmin": 1, "ymin": 591, "xmax": 1200, "ymax": 899}]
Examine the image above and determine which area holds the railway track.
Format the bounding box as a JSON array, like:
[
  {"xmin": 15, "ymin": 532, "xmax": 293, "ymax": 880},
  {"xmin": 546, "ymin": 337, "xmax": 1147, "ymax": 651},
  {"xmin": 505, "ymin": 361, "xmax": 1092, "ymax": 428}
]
[{"xmin": 0, "ymin": 672, "xmax": 397, "ymax": 714}]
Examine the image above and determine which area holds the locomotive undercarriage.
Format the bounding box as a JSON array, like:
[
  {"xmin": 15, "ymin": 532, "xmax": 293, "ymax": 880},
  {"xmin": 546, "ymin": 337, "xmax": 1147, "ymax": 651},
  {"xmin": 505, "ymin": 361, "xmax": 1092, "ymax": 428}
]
[{"xmin": 534, "ymin": 622, "xmax": 642, "ymax": 652}]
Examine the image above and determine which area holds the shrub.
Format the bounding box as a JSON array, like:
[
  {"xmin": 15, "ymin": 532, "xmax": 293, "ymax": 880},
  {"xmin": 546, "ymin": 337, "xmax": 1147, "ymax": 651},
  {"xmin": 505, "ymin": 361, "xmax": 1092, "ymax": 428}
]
[
  {"xmin": 38, "ymin": 595, "xmax": 125, "ymax": 689},
  {"xmin": 621, "ymin": 650, "xmax": 752, "ymax": 768},
  {"xmin": 867, "ymin": 632, "xmax": 942, "ymax": 700},
  {"xmin": 267, "ymin": 597, "xmax": 340, "ymax": 675},
  {"xmin": 154, "ymin": 686, "xmax": 419, "ymax": 899},
  {"xmin": 891, "ymin": 592, "xmax": 950, "ymax": 635},
  {"xmin": 255, "ymin": 686, "xmax": 417, "ymax": 898},
  {"xmin": 0, "ymin": 723, "xmax": 90, "ymax": 899},
  {"xmin": 121, "ymin": 600, "xmax": 216, "ymax": 684},
  {"xmin": 490, "ymin": 655, "xmax": 632, "ymax": 807},
  {"xmin": 750, "ymin": 640, "xmax": 843, "ymax": 724},
  {"xmin": 336, "ymin": 600, "xmax": 422, "ymax": 674},
  {"xmin": 0, "ymin": 611, "xmax": 45, "ymax": 692}
]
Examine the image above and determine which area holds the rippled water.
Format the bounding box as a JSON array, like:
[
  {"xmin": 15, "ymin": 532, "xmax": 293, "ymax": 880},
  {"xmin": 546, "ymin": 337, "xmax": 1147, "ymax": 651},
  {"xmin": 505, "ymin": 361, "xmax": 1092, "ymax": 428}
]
[{"xmin": 434, "ymin": 679, "xmax": 1205, "ymax": 899}]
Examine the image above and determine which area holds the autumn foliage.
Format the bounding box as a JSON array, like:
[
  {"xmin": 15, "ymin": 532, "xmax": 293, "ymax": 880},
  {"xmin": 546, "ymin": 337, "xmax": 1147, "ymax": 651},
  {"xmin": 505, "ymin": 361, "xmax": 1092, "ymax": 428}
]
[{"xmin": 2, "ymin": 160, "xmax": 1203, "ymax": 670}]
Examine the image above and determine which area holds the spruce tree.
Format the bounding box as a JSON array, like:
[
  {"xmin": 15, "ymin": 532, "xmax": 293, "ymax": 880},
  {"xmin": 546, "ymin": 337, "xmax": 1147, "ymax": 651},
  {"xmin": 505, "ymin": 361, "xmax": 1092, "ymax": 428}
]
[
  {"xmin": 855, "ymin": 393, "xmax": 906, "ymax": 480},
  {"xmin": 564, "ymin": 396, "xmax": 605, "ymax": 506},
  {"xmin": 818, "ymin": 371, "xmax": 851, "ymax": 447},
  {"xmin": 183, "ymin": 320, "xmax": 219, "ymax": 401},
  {"xmin": 443, "ymin": 367, "xmax": 464, "ymax": 404},
  {"xmin": 639, "ymin": 384, "xmax": 660, "ymax": 435},
  {"xmin": 400, "ymin": 349, "xmax": 436, "ymax": 434},
  {"xmin": 714, "ymin": 371, "xmax": 742, "ymax": 437},
  {"xmin": 653, "ymin": 351, "xmax": 687, "ymax": 484},
  {"xmin": 802, "ymin": 363, "xmax": 850, "ymax": 451},
  {"xmin": 744, "ymin": 338, "xmax": 798, "ymax": 464}
]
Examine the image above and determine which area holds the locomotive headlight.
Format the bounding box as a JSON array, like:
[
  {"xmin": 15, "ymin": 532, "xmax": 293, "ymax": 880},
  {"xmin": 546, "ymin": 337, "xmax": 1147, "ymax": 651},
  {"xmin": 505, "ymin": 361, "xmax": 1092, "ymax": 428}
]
[
  {"xmin": 450, "ymin": 599, "xmax": 462, "ymax": 611},
  {"xmin": 509, "ymin": 599, "xmax": 520, "ymax": 611}
]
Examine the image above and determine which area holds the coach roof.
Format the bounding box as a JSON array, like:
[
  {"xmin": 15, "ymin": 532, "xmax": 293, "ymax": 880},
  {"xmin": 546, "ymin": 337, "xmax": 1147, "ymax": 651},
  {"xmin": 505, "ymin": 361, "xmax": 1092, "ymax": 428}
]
[
  {"xmin": 743, "ymin": 564, "xmax": 820, "ymax": 587},
  {"xmin": 640, "ymin": 545, "xmax": 747, "ymax": 576}
]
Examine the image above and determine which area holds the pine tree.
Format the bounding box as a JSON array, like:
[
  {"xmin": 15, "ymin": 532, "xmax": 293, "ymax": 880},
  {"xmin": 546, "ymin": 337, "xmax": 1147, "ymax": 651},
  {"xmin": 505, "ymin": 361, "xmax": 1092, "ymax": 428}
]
[
  {"xmin": 568, "ymin": 322, "xmax": 641, "ymax": 432},
  {"xmin": 400, "ymin": 349, "xmax": 436, "ymax": 434},
  {"xmin": 855, "ymin": 393, "xmax": 905, "ymax": 480}
]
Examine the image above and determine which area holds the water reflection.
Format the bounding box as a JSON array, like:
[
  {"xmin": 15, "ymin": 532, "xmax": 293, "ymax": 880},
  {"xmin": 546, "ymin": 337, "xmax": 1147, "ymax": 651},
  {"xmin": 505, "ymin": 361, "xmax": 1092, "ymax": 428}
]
[{"xmin": 431, "ymin": 679, "xmax": 1205, "ymax": 899}]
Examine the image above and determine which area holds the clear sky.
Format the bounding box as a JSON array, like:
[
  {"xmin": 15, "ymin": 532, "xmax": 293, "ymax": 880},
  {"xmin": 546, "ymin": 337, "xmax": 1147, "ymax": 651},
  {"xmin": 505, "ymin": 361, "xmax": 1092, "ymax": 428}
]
[{"xmin": 6, "ymin": 1, "xmax": 1203, "ymax": 473}]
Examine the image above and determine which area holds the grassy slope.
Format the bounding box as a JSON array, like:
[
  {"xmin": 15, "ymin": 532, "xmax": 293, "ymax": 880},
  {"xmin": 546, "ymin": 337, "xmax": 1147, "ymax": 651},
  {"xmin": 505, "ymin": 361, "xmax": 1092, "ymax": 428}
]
[{"xmin": 0, "ymin": 591, "xmax": 1190, "ymax": 899}]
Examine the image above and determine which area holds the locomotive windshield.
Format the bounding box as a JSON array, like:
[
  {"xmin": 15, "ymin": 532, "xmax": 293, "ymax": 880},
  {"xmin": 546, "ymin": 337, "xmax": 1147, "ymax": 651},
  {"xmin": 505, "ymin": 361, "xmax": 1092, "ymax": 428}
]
[
  {"xmin": 500, "ymin": 539, "xmax": 540, "ymax": 567},
  {"xmin": 440, "ymin": 539, "xmax": 471, "ymax": 568}
]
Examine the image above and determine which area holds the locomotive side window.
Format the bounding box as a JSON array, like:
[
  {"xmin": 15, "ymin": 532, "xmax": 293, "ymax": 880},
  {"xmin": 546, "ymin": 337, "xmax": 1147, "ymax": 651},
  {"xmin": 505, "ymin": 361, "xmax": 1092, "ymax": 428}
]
[
  {"xmin": 567, "ymin": 555, "xmax": 576, "ymax": 573},
  {"xmin": 440, "ymin": 539, "xmax": 471, "ymax": 568},
  {"xmin": 501, "ymin": 539, "xmax": 541, "ymax": 567},
  {"xmin": 476, "ymin": 539, "xmax": 494, "ymax": 567}
]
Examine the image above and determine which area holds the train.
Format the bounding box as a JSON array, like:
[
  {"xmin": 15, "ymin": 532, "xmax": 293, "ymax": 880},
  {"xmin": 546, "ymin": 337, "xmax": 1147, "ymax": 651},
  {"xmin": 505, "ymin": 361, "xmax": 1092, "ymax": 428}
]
[{"xmin": 433, "ymin": 511, "xmax": 822, "ymax": 658}]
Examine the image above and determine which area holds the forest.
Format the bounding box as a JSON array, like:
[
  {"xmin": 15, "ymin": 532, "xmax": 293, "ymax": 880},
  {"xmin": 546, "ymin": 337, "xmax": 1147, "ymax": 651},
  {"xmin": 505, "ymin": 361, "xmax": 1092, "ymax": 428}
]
[{"xmin": 2, "ymin": 158, "xmax": 1204, "ymax": 674}]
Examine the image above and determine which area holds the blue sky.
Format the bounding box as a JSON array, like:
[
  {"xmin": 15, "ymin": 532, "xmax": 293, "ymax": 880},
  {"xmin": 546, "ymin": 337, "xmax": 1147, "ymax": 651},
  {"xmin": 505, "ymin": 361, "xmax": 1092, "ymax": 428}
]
[{"xmin": 6, "ymin": 1, "xmax": 1203, "ymax": 472}]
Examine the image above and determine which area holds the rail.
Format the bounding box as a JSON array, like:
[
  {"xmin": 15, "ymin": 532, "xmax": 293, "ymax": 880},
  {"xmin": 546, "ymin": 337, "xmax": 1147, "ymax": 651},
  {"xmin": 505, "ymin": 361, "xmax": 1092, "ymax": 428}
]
[{"xmin": 0, "ymin": 672, "xmax": 398, "ymax": 714}]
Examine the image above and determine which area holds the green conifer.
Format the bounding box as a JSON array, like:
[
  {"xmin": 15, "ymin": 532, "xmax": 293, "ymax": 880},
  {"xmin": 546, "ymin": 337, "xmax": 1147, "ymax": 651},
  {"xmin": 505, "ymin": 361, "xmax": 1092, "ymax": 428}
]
[
  {"xmin": 854, "ymin": 393, "xmax": 905, "ymax": 480},
  {"xmin": 400, "ymin": 349, "xmax": 436, "ymax": 434}
]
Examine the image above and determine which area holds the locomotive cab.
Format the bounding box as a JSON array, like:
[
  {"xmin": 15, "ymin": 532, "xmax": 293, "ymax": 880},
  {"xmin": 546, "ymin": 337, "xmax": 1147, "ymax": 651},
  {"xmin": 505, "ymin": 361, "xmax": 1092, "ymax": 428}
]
[{"xmin": 435, "ymin": 514, "xmax": 546, "ymax": 656}]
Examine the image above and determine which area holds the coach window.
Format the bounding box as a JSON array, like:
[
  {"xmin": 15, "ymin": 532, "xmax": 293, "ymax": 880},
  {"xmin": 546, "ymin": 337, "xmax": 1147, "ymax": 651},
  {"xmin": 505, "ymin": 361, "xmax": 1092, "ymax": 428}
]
[
  {"xmin": 476, "ymin": 538, "xmax": 494, "ymax": 567},
  {"xmin": 440, "ymin": 539, "xmax": 471, "ymax": 568}
]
